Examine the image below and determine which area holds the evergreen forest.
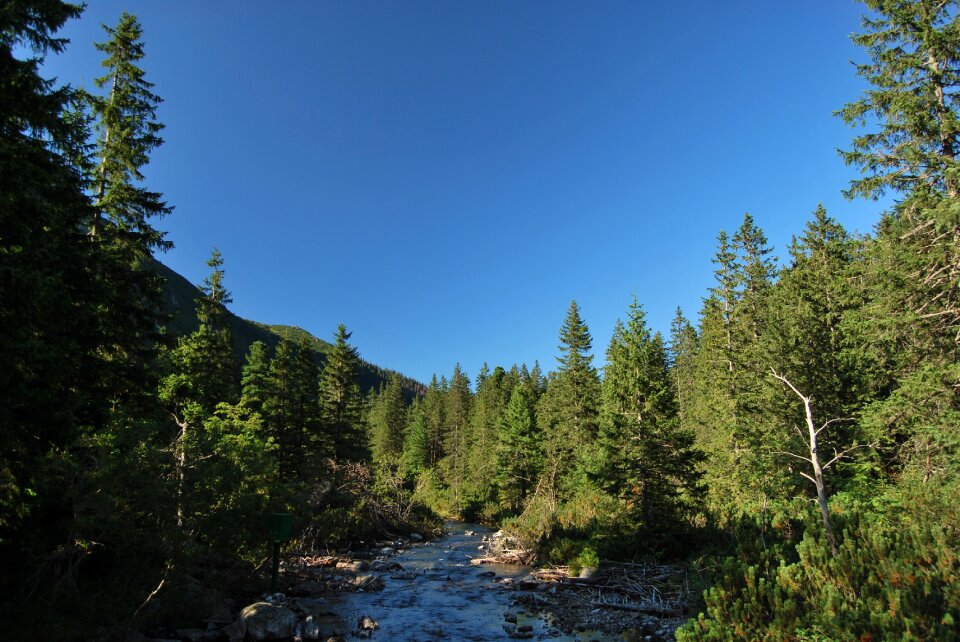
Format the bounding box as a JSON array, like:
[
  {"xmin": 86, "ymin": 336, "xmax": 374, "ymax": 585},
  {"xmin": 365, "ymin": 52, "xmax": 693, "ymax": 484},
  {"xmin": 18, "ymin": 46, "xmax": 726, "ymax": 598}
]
[{"xmin": 2, "ymin": 1, "xmax": 959, "ymax": 640}]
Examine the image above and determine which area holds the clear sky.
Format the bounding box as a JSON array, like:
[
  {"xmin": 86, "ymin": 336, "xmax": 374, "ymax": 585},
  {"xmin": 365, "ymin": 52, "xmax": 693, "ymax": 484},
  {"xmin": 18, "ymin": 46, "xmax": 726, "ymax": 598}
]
[{"xmin": 43, "ymin": 1, "xmax": 888, "ymax": 386}]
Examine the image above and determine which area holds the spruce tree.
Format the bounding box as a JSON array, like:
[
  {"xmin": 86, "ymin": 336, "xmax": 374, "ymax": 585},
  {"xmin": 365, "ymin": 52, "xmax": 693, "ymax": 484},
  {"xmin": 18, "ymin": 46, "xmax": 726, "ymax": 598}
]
[
  {"xmin": 319, "ymin": 324, "xmax": 365, "ymax": 460},
  {"xmin": 89, "ymin": 11, "xmax": 170, "ymax": 248},
  {"xmin": 495, "ymin": 381, "xmax": 542, "ymax": 513},
  {"xmin": 423, "ymin": 374, "xmax": 447, "ymax": 466},
  {"xmin": 85, "ymin": 12, "xmax": 171, "ymax": 407},
  {"xmin": 240, "ymin": 341, "xmax": 271, "ymax": 414},
  {"xmin": 442, "ymin": 364, "xmax": 472, "ymax": 513},
  {"xmin": 159, "ymin": 249, "xmax": 239, "ymax": 528},
  {"xmin": 368, "ymin": 373, "xmax": 406, "ymax": 466},
  {"xmin": 838, "ymin": 0, "xmax": 960, "ymax": 485},
  {"xmin": 599, "ymin": 300, "xmax": 702, "ymax": 539},
  {"xmin": 668, "ymin": 307, "xmax": 698, "ymax": 428},
  {"xmin": 537, "ymin": 301, "xmax": 601, "ymax": 501},
  {"xmin": 402, "ymin": 399, "xmax": 430, "ymax": 477}
]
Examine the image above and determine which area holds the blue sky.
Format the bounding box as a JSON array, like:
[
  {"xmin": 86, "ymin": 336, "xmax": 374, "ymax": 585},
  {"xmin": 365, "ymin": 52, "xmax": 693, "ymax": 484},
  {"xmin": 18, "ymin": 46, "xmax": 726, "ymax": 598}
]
[{"xmin": 44, "ymin": 1, "xmax": 888, "ymax": 385}]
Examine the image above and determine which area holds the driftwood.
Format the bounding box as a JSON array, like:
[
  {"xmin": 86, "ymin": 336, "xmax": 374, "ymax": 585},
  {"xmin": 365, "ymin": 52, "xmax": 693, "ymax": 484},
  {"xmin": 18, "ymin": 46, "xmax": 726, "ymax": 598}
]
[{"xmin": 530, "ymin": 560, "xmax": 689, "ymax": 617}]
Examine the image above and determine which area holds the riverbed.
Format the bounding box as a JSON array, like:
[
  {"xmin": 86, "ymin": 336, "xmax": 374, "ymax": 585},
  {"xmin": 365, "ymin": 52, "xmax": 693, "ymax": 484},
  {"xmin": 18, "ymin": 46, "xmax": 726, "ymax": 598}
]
[{"xmin": 320, "ymin": 522, "xmax": 637, "ymax": 641}]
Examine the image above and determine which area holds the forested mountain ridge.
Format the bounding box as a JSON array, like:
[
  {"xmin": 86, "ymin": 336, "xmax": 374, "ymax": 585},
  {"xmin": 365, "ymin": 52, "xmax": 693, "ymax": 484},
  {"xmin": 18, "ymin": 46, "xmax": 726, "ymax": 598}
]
[{"xmin": 153, "ymin": 258, "xmax": 422, "ymax": 397}]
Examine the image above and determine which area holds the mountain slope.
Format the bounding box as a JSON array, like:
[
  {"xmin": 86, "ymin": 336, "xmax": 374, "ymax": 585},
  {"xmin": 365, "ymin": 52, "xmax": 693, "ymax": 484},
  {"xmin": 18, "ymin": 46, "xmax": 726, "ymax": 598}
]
[{"xmin": 153, "ymin": 259, "xmax": 422, "ymax": 397}]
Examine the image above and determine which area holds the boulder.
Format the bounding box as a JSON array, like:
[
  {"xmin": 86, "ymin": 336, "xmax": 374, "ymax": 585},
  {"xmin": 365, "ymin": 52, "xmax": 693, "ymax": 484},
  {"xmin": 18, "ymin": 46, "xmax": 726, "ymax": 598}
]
[{"xmin": 240, "ymin": 602, "xmax": 298, "ymax": 641}]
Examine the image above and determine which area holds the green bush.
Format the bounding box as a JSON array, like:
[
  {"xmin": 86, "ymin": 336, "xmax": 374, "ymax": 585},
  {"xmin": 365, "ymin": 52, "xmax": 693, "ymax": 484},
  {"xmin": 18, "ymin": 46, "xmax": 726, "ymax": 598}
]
[{"xmin": 677, "ymin": 512, "xmax": 959, "ymax": 641}]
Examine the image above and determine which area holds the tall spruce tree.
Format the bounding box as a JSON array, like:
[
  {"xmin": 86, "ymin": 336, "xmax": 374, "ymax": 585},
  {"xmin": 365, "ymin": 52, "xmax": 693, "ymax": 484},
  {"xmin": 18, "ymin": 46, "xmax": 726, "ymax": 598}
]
[
  {"xmin": 368, "ymin": 373, "xmax": 406, "ymax": 467},
  {"xmin": 160, "ymin": 249, "xmax": 238, "ymax": 528},
  {"xmin": 89, "ymin": 12, "xmax": 170, "ymax": 247},
  {"xmin": 86, "ymin": 12, "xmax": 171, "ymax": 407},
  {"xmin": 669, "ymin": 307, "xmax": 699, "ymax": 427},
  {"xmin": 537, "ymin": 301, "xmax": 601, "ymax": 502},
  {"xmin": 598, "ymin": 300, "xmax": 702, "ymax": 540},
  {"xmin": 839, "ymin": 0, "xmax": 960, "ymax": 484},
  {"xmin": 495, "ymin": 381, "xmax": 542, "ymax": 513},
  {"xmin": 319, "ymin": 324, "xmax": 365, "ymax": 460},
  {"xmin": 443, "ymin": 364, "xmax": 472, "ymax": 513}
]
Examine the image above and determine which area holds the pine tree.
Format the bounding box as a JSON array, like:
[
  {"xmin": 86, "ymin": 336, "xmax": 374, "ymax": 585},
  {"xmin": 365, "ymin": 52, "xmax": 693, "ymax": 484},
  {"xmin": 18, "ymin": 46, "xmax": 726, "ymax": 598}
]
[
  {"xmin": 263, "ymin": 339, "xmax": 298, "ymax": 480},
  {"xmin": 89, "ymin": 12, "xmax": 170, "ymax": 248},
  {"xmin": 423, "ymin": 375, "xmax": 447, "ymax": 466},
  {"xmin": 537, "ymin": 301, "xmax": 601, "ymax": 502},
  {"xmin": 0, "ymin": 7, "xmax": 135, "ymax": 624},
  {"xmin": 689, "ymin": 220, "xmax": 777, "ymax": 520},
  {"xmin": 319, "ymin": 324, "xmax": 365, "ymax": 460},
  {"xmin": 240, "ymin": 341, "xmax": 271, "ymax": 414},
  {"xmin": 443, "ymin": 364, "xmax": 472, "ymax": 513},
  {"xmin": 159, "ymin": 249, "xmax": 239, "ymax": 528},
  {"xmin": 465, "ymin": 365, "xmax": 513, "ymax": 509},
  {"xmin": 368, "ymin": 373, "xmax": 406, "ymax": 466},
  {"xmin": 84, "ymin": 12, "xmax": 172, "ymax": 407},
  {"xmin": 838, "ymin": 0, "xmax": 960, "ymax": 484},
  {"xmin": 669, "ymin": 307, "xmax": 698, "ymax": 428},
  {"xmin": 599, "ymin": 300, "xmax": 702, "ymax": 538},
  {"xmin": 495, "ymin": 381, "xmax": 543, "ymax": 513},
  {"xmin": 402, "ymin": 399, "xmax": 430, "ymax": 476}
]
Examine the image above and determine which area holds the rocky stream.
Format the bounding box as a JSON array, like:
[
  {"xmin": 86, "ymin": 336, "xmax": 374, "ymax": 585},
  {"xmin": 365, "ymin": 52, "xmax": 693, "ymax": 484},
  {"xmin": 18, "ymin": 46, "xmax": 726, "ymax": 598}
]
[{"xmin": 153, "ymin": 522, "xmax": 686, "ymax": 642}]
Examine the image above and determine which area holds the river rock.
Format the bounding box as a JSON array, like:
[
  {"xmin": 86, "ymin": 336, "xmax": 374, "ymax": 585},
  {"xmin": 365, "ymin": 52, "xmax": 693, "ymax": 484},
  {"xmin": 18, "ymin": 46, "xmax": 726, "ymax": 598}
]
[
  {"xmin": 335, "ymin": 560, "xmax": 369, "ymax": 572},
  {"xmin": 240, "ymin": 602, "xmax": 298, "ymax": 641},
  {"xmin": 504, "ymin": 611, "xmax": 518, "ymax": 623},
  {"xmin": 409, "ymin": 532, "xmax": 423, "ymax": 542},
  {"xmin": 370, "ymin": 560, "xmax": 403, "ymax": 572},
  {"xmin": 351, "ymin": 574, "xmax": 385, "ymax": 591},
  {"xmin": 300, "ymin": 615, "xmax": 321, "ymax": 640},
  {"xmin": 379, "ymin": 547, "xmax": 394, "ymax": 555},
  {"xmin": 357, "ymin": 615, "xmax": 379, "ymax": 637}
]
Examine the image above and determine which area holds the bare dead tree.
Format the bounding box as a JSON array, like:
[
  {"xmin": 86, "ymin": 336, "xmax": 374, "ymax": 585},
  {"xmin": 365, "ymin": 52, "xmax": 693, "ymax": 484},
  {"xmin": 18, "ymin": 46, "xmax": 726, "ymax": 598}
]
[{"xmin": 769, "ymin": 369, "xmax": 875, "ymax": 557}]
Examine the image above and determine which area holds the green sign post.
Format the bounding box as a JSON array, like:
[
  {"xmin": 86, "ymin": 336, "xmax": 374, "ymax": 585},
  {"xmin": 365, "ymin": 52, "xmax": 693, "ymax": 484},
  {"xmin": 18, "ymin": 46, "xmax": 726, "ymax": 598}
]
[{"xmin": 266, "ymin": 513, "xmax": 292, "ymax": 594}]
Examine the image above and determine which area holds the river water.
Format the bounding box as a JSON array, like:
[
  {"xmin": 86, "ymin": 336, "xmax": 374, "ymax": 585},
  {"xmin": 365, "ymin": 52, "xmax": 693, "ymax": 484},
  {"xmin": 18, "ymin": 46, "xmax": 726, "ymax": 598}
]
[{"xmin": 321, "ymin": 521, "xmax": 624, "ymax": 641}]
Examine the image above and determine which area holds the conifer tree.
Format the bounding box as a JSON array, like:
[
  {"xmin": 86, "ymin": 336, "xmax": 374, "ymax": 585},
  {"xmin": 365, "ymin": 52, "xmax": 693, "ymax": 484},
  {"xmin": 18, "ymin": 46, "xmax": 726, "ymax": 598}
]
[
  {"xmin": 89, "ymin": 12, "xmax": 170, "ymax": 247},
  {"xmin": 160, "ymin": 249, "xmax": 239, "ymax": 528},
  {"xmin": 263, "ymin": 339, "xmax": 298, "ymax": 480},
  {"xmin": 495, "ymin": 381, "xmax": 543, "ymax": 513},
  {"xmin": 465, "ymin": 365, "xmax": 512, "ymax": 509},
  {"xmin": 368, "ymin": 373, "xmax": 406, "ymax": 466},
  {"xmin": 240, "ymin": 341, "xmax": 271, "ymax": 414},
  {"xmin": 537, "ymin": 301, "xmax": 601, "ymax": 501},
  {"xmin": 85, "ymin": 12, "xmax": 171, "ymax": 406},
  {"xmin": 668, "ymin": 307, "xmax": 698, "ymax": 427},
  {"xmin": 443, "ymin": 364, "xmax": 472, "ymax": 513},
  {"xmin": 319, "ymin": 324, "xmax": 365, "ymax": 460},
  {"xmin": 838, "ymin": 0, "xmax": 960, "ymax": 483},
  {"xmin": 0, "ymin": 3, "xmax": 116, "ymax": 611},
  {"xmin": 402, "ymin": 399, "xmax": 430, "ymax": 476},
  {"xmin": 423, "ymin": 375, "xmax": 447, "ymax": 466},
  {"xmin": 599, "ymin": 300, "xmax": 702, "ymax": 537}
]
